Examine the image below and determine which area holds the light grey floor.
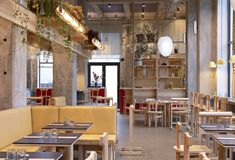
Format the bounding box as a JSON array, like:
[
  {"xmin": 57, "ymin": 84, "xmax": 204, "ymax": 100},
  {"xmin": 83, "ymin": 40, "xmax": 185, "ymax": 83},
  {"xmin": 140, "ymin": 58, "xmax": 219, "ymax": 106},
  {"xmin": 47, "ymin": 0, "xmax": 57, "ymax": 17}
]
[{"xmin": 116, "ymin": 113, "xmax": 177, "ymax": 160}]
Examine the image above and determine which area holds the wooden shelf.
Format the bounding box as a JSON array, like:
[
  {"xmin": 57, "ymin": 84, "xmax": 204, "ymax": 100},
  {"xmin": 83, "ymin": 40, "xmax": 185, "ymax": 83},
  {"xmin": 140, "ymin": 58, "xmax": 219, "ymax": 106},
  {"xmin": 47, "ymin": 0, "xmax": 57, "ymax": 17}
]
[
  {"xmin": 134, "ymin": 87, "xmax": 157, "ymax": 90},
  {"xmin": 159, "ymin": 77, "xmax": 184, "ymax": 79},
  {"xmin": 158, "ymin": 88, "xmax": 186, "ymax": 91},
  {"xmin": 158, "ymin": 65, "xmax": 182, "ymax": 68},
  {"xmin": 134, "ymin": 77, "xmax": 156, "ymax": 79}
]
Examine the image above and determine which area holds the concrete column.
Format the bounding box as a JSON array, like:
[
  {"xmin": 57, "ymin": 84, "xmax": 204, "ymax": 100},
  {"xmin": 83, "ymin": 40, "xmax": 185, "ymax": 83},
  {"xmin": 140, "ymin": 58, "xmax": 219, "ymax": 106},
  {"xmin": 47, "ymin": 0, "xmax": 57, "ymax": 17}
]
[
  {"xmin": 0, "ymin": 17, "xmax": 27, "ymax": 109},
  {"xmin": 186, "ymin": 0, "xmax": 198, "ymax": 96},
  {"xmin": 12, "ymin": 25, "xmax": 27, "ymax": 108},
  {"xmin": 52, "ymin": 43, "xmax": 77, "ymax": 105},
  {"xmin": 198, "ymin": 0, "xmax": 217, "ymax": 94}
]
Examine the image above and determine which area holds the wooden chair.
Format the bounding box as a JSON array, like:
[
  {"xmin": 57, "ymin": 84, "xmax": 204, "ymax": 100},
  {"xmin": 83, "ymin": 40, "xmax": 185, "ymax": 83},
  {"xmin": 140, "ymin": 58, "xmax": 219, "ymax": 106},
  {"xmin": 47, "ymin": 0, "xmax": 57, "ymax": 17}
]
[
  {"xmin": 199, "ymin": 152, "xmax": 210, "ymax": 160},
  {"xmin": 173, "ymin": 122, "xmax": 211, "ymax": 160},
  {"xmin": 133, "ymin": 99, "xmax": 147, "ymax": 124},
  {"xmin": 123, "ymin": 93, "xmax": 132, "ymax": 114},
  {"xmin": 205, "ymin": 95, "xmax": 211, "ymax": 111},
  {"xmin": 170, "ymin": 98, "xmax": 189, "ymax": 129},
  {"xmin": 99, "ymin": 132, "xmax": 108, "ymax": 160},
  {"xmin": 85, "ymin": 151, "xmax": 97, "ymax": 160},
  {"xmin": 213, "ymin": 96, "xmax": 220, "ymax": 111},
  {"xmin": 183, "ymin": 132, "xmax": 191, "ymax": 160},
  {"xmin": 219, "ymin": 97, "xmax": 228, "ymax": 111},
  {"xmin": 146, "ymin": 99, "xmax": 163, "ymax": 127},
  {"xmin": 90, "ymin": 88, "xmax": 99, "ymax": 103}
]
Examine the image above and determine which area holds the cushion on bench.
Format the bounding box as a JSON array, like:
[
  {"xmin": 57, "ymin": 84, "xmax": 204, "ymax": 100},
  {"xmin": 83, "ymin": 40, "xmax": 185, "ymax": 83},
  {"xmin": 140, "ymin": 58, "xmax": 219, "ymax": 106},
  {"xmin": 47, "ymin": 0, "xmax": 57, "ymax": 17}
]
[{"xmin": 0, "ymin": 144, "xmax": 43, "ymax": 152}]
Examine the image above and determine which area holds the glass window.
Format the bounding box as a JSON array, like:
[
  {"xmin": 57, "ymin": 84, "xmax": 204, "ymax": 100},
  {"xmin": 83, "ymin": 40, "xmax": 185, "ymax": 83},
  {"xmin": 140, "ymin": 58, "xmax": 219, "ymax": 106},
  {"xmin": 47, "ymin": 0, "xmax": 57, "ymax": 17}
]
[{"xmin": 37, "ymin": 54, "xmax": 53, "ymax": 88}]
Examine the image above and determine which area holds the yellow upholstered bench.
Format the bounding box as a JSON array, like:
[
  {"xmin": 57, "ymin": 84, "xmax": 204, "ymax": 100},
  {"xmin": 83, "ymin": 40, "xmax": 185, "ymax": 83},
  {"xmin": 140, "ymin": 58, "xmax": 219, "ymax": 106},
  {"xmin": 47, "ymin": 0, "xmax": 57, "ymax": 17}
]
[{"xmin": 0, "ymin": 107, "xmax": 43, "ymax": 152}]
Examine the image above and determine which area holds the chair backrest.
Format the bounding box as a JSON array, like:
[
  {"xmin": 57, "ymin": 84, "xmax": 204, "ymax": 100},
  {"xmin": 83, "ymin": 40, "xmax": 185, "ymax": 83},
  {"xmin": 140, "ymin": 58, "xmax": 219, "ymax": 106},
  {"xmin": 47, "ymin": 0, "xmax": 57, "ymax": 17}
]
[
  {"xmin": 171, "ymin": 98, "xmax": 189, "ymax": 111},
  {"xmin": 193, "ymin": 92, "xmax": 199, "ymax": 107},
  {"xmin": 176, "ymin": 122, "xmax": 182, "ymax": 149},
  {"xmin": 220, "ymin": 97, "xmax": 228, "ymax": 111},
  {"xmin": 213, "ymin": 96, "xmax": 220, "ymax": 111},
  {"xmin": 48, "ymin": 96, "xmax": 66, "ymax": 106},
  {"xmin": 85, "ymin": 151, "xmax": 97, "ymax": 160},
  {"xmin": 146, "ymin": 99, "xmax": 158, "ymax": 111},
  {"xmin": 183, "ymin": 132, "xmax": 191, "ymax": 160},
  {"xmin": 205, "ymin": 95, "xmax": 211, "ymax": 111},
  {"xmin": 199, "ymin": 93, "xmax": 204, "ymax": 110},
  {"xmin": 199, "ymin": 152, "xmax": 210, "ymax": 160},
  {"xmin": 99, "ymin": 132, "xmax": 108, "ymax": 160}
]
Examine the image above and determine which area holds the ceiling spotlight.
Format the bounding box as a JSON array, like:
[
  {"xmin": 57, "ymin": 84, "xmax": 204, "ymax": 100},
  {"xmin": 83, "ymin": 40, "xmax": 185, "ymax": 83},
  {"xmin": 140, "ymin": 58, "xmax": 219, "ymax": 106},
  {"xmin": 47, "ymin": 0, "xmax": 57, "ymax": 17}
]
[
  {"xmin": 142, "ymin": 3, "xmax": 145, "ymax": 8},
  {"xmin": 114, "ymin": 15, "xmax": 118, "ymax": 20},
  {"xmin": 141, "ymin": 12, "xmax": 144, "ymax": 15},
  {"xmin": 108, "ymin": 3, "xmax": 111, "ymax": 8},
  {"xmin": 141, "ymin": 13, "xmax": 144, "ymax": 19},
  {"xmin": 176, "ymin": 7, "xmax": 180, "ymax": 13}
]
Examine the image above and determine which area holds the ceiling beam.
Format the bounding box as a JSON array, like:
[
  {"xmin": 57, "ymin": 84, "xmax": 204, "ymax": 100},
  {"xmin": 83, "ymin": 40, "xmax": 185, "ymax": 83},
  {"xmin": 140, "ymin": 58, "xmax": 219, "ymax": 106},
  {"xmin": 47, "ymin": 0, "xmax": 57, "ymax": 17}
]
[
  {"xmin": 123, "ymin": 3, "xmax": 131, "ymax": 19},
  {"xmin": 90, "ymin": 3, "xmax": 104, "ymax": 17}
]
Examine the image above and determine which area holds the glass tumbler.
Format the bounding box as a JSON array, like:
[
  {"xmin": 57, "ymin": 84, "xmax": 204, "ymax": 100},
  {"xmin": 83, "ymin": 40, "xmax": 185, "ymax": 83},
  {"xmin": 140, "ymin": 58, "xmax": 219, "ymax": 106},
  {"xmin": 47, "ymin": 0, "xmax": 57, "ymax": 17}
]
[
  {"xmin": 17, "ymin": 149, "xmax": 26, "ymax": 160},
  {"xmin": 7, "ymin": 149, "xmax": 17, "ymax": 160},
  {"xmin": 51, "ymin": 129, "xmax": 58, "ymax": 138}
]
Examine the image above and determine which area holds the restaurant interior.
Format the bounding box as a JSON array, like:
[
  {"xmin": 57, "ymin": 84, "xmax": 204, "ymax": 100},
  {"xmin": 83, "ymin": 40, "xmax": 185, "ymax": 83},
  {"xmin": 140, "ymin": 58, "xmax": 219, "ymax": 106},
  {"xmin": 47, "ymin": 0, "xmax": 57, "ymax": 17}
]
[{"xmin": 1, "ymin": 0, "xmax": 235, "ymax": 160}]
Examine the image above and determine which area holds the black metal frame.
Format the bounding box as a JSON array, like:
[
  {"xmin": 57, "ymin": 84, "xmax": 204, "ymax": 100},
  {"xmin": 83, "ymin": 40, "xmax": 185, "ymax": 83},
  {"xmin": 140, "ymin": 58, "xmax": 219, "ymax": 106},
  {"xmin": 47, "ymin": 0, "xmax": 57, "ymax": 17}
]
[{"xmin": 87, "ymin": 62, "xmax": 120, "ymax": 107}]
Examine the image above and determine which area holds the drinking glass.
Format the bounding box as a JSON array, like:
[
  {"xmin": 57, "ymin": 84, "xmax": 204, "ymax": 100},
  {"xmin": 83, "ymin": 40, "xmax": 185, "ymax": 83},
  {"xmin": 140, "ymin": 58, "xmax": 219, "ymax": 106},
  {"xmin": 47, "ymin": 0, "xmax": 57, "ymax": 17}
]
[
  {"xmin": 7, "ymin": 149, "xmax": 17, "ymax": 160},
  {"xmin": 17, "ymin": 149, "xmax": 26, "ymax": 160},
  {"xmin": 43, "ymin": 129, "xmax": 51, "ymax": 139},
  {"xmin": 51, "ymin": 129, "xmax": 58, "ymax": 138}
]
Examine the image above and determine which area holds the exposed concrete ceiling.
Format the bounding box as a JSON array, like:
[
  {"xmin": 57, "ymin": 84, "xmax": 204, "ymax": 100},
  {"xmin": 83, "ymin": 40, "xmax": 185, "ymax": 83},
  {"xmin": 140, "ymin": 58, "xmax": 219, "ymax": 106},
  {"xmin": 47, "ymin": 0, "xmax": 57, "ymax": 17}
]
[{"xmin": 82, "ymin": 0, "xmax": 186, "ymax": 21}]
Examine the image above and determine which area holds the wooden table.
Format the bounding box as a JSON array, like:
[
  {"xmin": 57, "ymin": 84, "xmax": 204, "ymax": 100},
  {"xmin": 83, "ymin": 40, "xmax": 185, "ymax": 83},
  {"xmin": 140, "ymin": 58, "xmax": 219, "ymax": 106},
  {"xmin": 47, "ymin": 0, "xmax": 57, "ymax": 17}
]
[
  {"xmin": 0, "ymin": 152, "xmax": 63, "ymax": 160},
  {"xmin": 42, "ymin": 122, "xmax": 92, "ymax": 132},
  {"xmin": 157, "ymin": 100, "xmax": 170, "ymax": 127},
  {"xmin": 96, "ymin": 96, "xmax": 113, "ymax": 106},
  {"xmin": 199, "ymin": 124, "xmax": 235, "ymax": 146},
  {"xmin": 27, "ymin": 96, "xmax": 43, "ymax": 105},
  {"xmin": 13, "ymin": 133, "xmax": 81, "ymax": 160},
  {"xmin": 211, "ymin": 135, "xmax": 235, "ymax": 160}
]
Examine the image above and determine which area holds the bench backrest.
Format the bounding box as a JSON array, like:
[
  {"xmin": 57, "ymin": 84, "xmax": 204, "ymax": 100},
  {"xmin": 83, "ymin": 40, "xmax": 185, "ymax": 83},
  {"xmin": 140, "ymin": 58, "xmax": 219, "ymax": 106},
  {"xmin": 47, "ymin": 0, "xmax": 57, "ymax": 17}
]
[{"xmin": 0, "ymin": 107, "xmax": 32, "ymax": 148}]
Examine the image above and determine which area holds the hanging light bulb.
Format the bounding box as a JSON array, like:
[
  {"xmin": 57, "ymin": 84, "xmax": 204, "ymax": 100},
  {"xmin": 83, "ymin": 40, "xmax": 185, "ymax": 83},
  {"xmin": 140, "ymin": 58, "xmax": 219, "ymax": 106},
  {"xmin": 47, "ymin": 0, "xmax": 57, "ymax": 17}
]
[
  {"xmin": 108, "ymin": 3, "xmax": 111, "ymax": 8},
  {"xmin": 176, "ymin": 7, "xmax": 180, "ymax": 14},
  {"xmin": 216, "ymin": 58, "xmax": 225, "ymax": 65},
  {"xmin": 208, "ymin": 61, "xmax": 217, "ymax": 69},
  {"xmin": 92, "ymin": 38, "xmax": 105, "ymax": 51}
]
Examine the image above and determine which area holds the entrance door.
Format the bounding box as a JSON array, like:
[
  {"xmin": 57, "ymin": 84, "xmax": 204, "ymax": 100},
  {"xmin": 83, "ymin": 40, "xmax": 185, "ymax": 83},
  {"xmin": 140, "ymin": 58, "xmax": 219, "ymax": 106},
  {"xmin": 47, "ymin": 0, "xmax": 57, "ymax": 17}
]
[{"xmin": 88, "ymin": 63, "xmax": 120, "ymax": 107}]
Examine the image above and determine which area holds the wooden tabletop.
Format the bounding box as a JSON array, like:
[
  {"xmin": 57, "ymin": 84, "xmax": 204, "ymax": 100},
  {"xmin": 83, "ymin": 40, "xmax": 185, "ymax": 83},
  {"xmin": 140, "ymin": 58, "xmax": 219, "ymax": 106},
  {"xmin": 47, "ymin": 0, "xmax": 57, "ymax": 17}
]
[
  {"xmin": 13, "ymin": 133, "xmax": 81, "ymax": 147},
  {"xmin": 27, "ymin": 96, "xmax": 43, "ymax": 100},
  {"xmin": 212, "ymin": 135, "xmax": 235, "ymax": 147},
  {"xmin": 0, "ymin": 152, "xmax": 63, "ymax": 160},
  {"xmin": 199, "ymin": 124, "xmax": 235, "ymax": 132},
  {"xmin": 42, "ymin": 122, "xmax": 92, "ymax": 131}
]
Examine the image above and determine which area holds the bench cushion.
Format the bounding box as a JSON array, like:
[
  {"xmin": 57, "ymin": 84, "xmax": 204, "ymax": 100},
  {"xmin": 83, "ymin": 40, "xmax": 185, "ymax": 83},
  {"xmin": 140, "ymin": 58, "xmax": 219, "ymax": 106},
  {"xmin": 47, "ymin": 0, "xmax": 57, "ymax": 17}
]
[
  {"xmin": 0, "ymin": 107, "xmax": 32, "ymax": 149},
  {"xmin": 59, "ymin": 106, "xmax": 116, "ymax": 134},
  {"xmin": 31, "ymin": 106, "xmax": 59, "ymax": 132},
  {"xmin": 78, "ymin": 134, "xmax": 116, "ymax": 145}
]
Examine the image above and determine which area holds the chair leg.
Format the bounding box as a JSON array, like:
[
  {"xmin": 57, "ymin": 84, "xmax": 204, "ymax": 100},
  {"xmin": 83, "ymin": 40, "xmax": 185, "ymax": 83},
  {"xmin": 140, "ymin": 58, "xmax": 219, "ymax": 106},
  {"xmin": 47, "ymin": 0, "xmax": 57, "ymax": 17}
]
[
  {"xmin": 155, "ymin": 117, "xmax": 157, "ymax": 127},
  {"xmin": 148, "ymin": 114, "xmax": 151, "ymax": 127}
]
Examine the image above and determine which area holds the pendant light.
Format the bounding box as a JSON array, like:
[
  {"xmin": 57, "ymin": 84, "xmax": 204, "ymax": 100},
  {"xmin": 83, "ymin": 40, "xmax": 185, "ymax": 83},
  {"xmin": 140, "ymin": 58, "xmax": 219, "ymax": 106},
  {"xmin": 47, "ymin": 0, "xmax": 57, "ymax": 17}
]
[
  {"xmin": 158, "ymin": 36, "xmax": 173, "ymax": 57},
  {"xmin": 208, "ymin": 61, "xmax": 217, "ymax": 68},
  {"xmin": 216, "ymin": 1, "xmax": 225, "ymax": 65}
]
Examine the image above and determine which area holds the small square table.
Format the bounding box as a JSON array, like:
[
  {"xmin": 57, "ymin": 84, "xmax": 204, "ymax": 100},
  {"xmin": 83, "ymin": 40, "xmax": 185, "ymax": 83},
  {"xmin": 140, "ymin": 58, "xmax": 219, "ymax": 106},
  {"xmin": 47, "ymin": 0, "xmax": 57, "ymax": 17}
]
[
  {"xmin": 212, "ymin": 135, "xmax": 235, "ymax": 160},
  {"xmin": 42, "ymin": 122, "xmax": 92, "ymax": 132},
  {"xmin": 13, "ymin": 133, "xmax": 81, "ymax": 160},
  {"xmin": 0, "ymin": 152, "xmax": 63, "ymax": 160}
]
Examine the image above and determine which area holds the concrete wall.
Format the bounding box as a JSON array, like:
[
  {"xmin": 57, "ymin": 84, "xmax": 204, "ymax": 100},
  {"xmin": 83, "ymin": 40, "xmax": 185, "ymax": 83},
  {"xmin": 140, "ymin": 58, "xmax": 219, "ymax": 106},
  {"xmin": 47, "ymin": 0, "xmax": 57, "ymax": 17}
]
[
  {"xmin": 198, "ymin": 0, "xmax": 217, "ymax": 94},
  {"xmin": 187, "ymin": 0, "xmax": 198, "ymax": 96}
]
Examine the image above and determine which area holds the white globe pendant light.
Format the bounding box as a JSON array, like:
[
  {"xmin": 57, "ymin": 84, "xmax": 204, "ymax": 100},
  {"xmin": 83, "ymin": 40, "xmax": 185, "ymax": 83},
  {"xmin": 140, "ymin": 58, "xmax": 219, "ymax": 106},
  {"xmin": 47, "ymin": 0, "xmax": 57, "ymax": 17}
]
[
  {"xmin": 158, "ymin": 36, "xmax": 173, "ymax": 57},
  {"xmin": 231, "ymin": 0, "xmax": 235, "ymax": 10}
]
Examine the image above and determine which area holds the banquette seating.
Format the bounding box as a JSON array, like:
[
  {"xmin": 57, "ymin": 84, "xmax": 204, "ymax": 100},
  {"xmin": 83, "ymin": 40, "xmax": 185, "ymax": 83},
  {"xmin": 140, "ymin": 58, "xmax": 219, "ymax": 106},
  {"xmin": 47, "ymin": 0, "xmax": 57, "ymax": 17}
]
[{"xmin": 0, "ymin": 106, "xmax": 117, "ymax": 159}]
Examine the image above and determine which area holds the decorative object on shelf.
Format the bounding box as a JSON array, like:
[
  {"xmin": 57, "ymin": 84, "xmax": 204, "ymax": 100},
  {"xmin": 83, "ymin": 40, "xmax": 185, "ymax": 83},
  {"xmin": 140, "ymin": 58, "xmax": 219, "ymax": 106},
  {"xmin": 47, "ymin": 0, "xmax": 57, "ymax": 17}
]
[
  {"xmin": 208, "ymin": 61, "xmax": 216, "ymax": 69},
  {"xmin": 135, "ymin": 58, "xmax": 143, "ymax": 66},
  {"xmin": 158, "ymin": 36, "xmax": 173, "ymax": 57},
  {"xmin": 231, "ymin": 0, "xmax": 235, "ymax": 10},
  {"xmin": 169, "ymin": 82, "xmax": 173, "ymax": 89},
  {"xmin": 174, "ymin": 47, "xmax": 178, "ymax": 54}
]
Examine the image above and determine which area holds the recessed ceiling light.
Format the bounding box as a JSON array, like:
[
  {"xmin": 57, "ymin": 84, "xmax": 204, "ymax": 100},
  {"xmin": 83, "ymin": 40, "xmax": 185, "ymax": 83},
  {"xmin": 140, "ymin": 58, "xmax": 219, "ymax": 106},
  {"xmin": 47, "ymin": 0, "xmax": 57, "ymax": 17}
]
[
  {"xmin": 142, "ymin": 3, "xmax": 145, "ymax": 8},
  {"xmin": 108, "ymin": 3, "xmax": 111, "ymax": 8}
]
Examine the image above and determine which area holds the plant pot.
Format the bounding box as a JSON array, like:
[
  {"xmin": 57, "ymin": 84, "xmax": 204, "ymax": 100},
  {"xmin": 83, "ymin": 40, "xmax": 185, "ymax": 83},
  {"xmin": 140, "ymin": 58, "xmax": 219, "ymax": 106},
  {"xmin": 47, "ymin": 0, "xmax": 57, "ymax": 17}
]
[
  {"xmin": 146, "ymin": 34, "xmax": 155, "ymax": 43},
  {"xmin": 136, "ymin": 34, "xmax": 145, "ymax": 43}
]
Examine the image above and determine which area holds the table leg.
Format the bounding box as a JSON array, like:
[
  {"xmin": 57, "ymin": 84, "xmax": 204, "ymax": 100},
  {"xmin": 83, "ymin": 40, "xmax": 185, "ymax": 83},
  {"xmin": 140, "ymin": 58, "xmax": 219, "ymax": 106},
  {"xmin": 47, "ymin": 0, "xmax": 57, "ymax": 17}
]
[
  {"xmin": 78, "ymin": 145, "xmax": 83, "ymax": 160},
  {"xmin": 67, "ymin": 145, "xmax": 73, "ymax": 160},
  {"xmin": 218, "ymin": 145, "xmax": 226, "ymax": 160},
  {"xmin": 230, "ymin": 147, "xmax": 233, "ymax": 160},
  {"xmin": 164, "ymin": 104, "xmax": 167, "ymax": 127}
]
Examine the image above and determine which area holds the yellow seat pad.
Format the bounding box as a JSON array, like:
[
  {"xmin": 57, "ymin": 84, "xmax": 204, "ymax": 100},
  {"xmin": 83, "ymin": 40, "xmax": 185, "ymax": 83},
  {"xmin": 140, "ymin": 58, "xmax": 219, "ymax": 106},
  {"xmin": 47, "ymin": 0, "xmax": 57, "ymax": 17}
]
[
  {"xmin": 173, "ymin": 145, "xmax": 211, "ymax": 154},
  {"xmin": 78, "ymin": 134, "xmax": 116, "ymax": 145},
  {"xmin": 0, "ymin": 144, "xmax": 43, "ymax": 152}
]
